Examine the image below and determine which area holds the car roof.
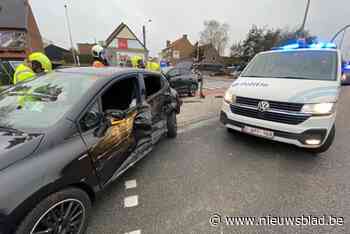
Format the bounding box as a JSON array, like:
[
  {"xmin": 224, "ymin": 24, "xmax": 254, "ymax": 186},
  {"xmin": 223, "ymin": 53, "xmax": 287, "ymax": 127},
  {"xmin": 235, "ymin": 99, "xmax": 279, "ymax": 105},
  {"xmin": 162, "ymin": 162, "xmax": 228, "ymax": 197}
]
[
  {"xmin": 56, "ymin": 67, "xmax": 161, "ymax": 79},
  {"xmin": 56, "ymin": 67, "xmax": 138, "ymax": 80},
  {"xmin": 259, "ymin": 48, "xmax": 339, "ymax": 55}
]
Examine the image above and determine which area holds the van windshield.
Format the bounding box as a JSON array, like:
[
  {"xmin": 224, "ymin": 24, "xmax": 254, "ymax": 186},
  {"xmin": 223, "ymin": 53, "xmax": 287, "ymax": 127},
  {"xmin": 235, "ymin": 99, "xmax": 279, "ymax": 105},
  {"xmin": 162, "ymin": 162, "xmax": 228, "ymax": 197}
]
[{"xmin": 241, "ymin": 50, "xmax": 338, "ymax": 81}]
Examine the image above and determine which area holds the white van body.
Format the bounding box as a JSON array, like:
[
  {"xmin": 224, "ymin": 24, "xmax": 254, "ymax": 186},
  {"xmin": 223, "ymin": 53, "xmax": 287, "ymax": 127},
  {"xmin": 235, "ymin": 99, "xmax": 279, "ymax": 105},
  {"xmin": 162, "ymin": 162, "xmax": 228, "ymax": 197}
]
[{"xmin": 220, "ymin": 48, "xmax": 342, "ymax": 153}]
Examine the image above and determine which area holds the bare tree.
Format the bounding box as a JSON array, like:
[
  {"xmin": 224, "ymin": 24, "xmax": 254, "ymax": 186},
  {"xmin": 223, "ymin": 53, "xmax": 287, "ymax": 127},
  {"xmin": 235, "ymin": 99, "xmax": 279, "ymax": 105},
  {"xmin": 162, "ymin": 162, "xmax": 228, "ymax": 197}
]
[{"xmin": 200, "ymin": 20, "xmax": 230, "ymax": 56}]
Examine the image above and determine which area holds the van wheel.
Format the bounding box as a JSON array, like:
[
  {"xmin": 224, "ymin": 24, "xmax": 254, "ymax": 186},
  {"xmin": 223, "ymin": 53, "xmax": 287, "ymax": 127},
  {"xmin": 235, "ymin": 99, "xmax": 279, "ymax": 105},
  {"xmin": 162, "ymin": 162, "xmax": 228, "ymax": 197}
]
[
  {"xmin": 307, "ymin": 125, "xmax": 335, "ymax": 154},
  {"xmin": 16, "ymin": 188, "xmax": 91, "ymax": 234},
  {"xmin": 167, "ymin": 111, "xmax": 177, "ymax": 138}
]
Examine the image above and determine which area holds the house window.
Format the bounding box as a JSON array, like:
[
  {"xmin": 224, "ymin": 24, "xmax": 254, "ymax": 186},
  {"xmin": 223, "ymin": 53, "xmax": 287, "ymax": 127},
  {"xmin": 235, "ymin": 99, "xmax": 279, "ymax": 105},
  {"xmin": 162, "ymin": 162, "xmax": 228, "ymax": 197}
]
[
  {"xmin": 173, "ymin": 50, "xmax": 180, "ymax": 59},
  {"xmin": 213, "ymin": 57, "xmax": 216, "ymax": 61}
]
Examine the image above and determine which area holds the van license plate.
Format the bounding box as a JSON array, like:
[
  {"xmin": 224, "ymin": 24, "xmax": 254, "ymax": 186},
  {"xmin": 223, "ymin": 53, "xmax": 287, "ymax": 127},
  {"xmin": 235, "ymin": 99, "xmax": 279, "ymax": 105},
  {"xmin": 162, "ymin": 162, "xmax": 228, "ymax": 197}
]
[{"xmin": 243, "ymin": 126, "xmax": 274, "ymax": 139}]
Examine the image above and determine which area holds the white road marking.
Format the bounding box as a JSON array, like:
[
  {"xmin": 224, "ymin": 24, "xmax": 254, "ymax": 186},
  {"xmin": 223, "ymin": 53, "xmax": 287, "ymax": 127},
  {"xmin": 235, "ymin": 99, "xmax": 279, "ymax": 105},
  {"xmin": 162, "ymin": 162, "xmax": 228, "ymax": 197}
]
[
  {"xmin": 125, "ymin": 230, "xmax": 141, "ymax": 234},
  {"xmin": 125, "ymin": 179, "xmax": 137, "ymax": 190},
  {"xmin": 124, "ymin": 195, "xmax": 138, "ymax": 208}
]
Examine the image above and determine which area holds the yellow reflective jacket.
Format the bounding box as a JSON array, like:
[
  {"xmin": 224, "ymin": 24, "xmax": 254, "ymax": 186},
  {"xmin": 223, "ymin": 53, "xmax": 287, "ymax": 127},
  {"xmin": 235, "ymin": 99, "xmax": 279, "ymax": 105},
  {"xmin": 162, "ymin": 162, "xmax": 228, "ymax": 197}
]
[
  {"xmin": 131, "ymin": 55, "xmax": 143, "ymax": 68},
  {"xmin": 146, "ymin": 62, "xmax": 160, "ymax": 72},
  {"xmin": 13, "ymin": 64, "xmax": 35, "ymax": 85}
]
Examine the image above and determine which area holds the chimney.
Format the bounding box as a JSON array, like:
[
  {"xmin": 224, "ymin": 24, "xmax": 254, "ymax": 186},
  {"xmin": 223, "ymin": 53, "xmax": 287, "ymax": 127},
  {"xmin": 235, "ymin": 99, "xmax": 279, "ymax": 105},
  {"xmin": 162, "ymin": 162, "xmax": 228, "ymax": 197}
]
[
  {"xmin": 166, "ymin": 40, "xmax": 171, "ymax": 48},
  {"xmin": 183, "ymin": 34, "xmax": 188, "ymax": 40}
]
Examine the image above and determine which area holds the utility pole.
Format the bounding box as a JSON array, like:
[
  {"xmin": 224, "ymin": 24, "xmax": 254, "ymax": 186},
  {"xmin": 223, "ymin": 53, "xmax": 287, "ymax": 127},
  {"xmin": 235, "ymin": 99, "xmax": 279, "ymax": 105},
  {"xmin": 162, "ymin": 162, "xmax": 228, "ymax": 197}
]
[
  {"xmin": 142, "ymin": 19, "xmax": 152, "ymax": 62},
  {"xmin": 299, "ymin": 0, "xmax": 311, "ymax": 36},
  {"xmin": 142, "ymin": 25, "xmax": 148, "ymax": 61},
  {"xmin": 64, "ymin": 3, "xmax": 77, "ymax": 65}
]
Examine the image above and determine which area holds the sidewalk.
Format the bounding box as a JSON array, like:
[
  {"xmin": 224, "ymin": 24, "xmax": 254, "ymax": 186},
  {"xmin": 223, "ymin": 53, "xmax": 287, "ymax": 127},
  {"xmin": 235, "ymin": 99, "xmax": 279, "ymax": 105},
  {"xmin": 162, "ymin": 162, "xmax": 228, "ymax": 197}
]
[{"xmin": 177, "ymin": 96, "xmax": 223, "ymax": 128}]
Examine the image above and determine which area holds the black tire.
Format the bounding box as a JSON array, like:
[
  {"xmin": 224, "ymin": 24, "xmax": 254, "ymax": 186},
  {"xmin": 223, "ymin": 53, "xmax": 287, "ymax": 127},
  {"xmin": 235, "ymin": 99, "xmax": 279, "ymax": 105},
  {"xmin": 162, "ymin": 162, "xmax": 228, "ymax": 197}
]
[
  {"xmin": 307, "ymin": 125, "xmax": 335, "ymax": 154},
  {"xmin": 167, "ymin": 111, "xmax": 177, "ymax": 138},
  {"xmin": 16, "ymin": 188, "xmax": 91, "ymax": 234}
]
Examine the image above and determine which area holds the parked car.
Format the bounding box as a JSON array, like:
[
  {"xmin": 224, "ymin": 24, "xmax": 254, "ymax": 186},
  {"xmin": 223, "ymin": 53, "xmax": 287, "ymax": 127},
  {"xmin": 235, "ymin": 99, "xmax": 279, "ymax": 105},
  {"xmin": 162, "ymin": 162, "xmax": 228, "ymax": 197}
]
[
  {"xmin": 0, "ymin": 67, "xmax": 181, "ymax": 234},
  {"xmin": 229, "ymin": 64, "xmax": 246, "ymax": 78},
  {"xmin": 162, "ymin": 66, "xmax": 198, "ymax": 97}
]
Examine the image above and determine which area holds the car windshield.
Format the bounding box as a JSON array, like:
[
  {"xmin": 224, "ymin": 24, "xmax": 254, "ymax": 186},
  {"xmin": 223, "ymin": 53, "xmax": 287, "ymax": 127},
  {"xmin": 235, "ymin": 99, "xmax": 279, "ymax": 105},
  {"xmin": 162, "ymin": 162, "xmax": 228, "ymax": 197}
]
[
  {"xmin": 241, "ymin": 50, "xmax": 338, "ymax": 81},
  {"xmin": 0, "ymin": 72, "xmax": 97, "ymax": 131}
]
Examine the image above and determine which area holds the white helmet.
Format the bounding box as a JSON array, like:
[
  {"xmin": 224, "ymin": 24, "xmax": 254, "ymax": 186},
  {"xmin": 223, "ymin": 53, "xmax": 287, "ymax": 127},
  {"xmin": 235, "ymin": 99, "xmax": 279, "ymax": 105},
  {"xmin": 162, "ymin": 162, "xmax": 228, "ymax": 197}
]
[{"xmin": 91, "ymin": 44, "xmax": 105, "ymax": 59}]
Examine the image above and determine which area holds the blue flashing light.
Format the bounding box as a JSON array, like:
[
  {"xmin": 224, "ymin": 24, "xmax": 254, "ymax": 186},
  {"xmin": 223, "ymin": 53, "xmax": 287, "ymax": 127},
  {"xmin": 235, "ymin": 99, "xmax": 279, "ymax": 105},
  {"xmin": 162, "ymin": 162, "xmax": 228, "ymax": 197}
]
[
  {"xmin": 309, "ymin": 42, "xmax": 324, "ymax": 49},
  {"xmin": 344, "ymin": 64, "xmax": 350, "ymax": 71},
  {"xmin": 324, "ymin": 42, "xmax": 337, "ymax": 49},
  {"xmin": 281, "ymin": 43, "xmax": 300, "ymax": 50},
  {"xmin": 276, "ymin": 41, "xmax": 337, "ymax": 51}
]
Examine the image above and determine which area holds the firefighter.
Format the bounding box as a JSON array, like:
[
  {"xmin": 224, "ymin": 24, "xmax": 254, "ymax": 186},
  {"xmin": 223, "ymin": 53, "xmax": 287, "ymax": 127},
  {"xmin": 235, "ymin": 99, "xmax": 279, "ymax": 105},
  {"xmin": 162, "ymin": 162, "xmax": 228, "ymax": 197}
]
[
  {"xmin": 13, "ymin": 52, "xmax": 52, "ymax": 85},
  {"xmin": 131, "ymin": 55, "xmax": 145, "ymax": 69},
  {"xmin": 146, "ymin": 61, "xmax": 160, "ymax": 72},
  {"xmin": 92, "ymin": 45, "xmax": 109, "ymax": 67},
  {"xmin": 13, "ymin": 63, "xmax": 35, "ymax": 85},
  {"xmin": 28, "ymin": 52, "xmax": 53, "ymax": 74}
]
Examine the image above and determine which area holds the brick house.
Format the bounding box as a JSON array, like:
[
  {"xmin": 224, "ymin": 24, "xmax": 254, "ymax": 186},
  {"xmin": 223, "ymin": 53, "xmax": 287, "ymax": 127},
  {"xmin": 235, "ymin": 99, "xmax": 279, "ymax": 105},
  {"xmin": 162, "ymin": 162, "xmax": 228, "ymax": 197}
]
[
  {"xmin": 194, "ymin": 43, "xmax": 223, "ymax": 65},
  {"xmin": 0, "ymin": 0, "xmax": 43, "ymax": 60},
  {"xmin": 105, "ymin": 23, "xmax": 147, "ymax": 66},
  {"xmin": 161, "ymin": 35, "xmax": 194, "ymax": 65},
  {"xmin": 77, "ymin": 43, "xmax": 95, "ymax": 55}
]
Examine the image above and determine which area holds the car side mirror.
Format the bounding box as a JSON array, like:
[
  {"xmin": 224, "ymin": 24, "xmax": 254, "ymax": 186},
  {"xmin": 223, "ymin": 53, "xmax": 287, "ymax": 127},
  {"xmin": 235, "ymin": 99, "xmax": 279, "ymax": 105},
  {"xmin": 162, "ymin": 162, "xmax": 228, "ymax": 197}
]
[
  {"xmin": 83, "ymin": 111, "xmax": 102, "ymax": 130},
  {"xmin": 94, "ymin": 116, "xmax": 111, "ymax": 138}
]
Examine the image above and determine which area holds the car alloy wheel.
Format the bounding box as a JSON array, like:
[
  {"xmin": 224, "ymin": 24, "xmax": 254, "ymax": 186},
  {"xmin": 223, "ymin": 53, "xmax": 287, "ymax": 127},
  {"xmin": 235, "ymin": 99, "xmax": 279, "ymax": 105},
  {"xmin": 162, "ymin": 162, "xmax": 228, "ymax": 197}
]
[{"xmin": 30, "ymin": 199, "xmax": 86, "ymax": 234}]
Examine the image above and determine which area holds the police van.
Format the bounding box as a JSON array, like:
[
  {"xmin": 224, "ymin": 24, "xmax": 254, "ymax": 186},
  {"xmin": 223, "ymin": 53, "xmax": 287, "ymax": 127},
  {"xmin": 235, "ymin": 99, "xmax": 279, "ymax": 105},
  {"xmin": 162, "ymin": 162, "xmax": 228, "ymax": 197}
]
[{"xmin": 220, "ymin": 42, "xmax": 342, "ymax": 153}]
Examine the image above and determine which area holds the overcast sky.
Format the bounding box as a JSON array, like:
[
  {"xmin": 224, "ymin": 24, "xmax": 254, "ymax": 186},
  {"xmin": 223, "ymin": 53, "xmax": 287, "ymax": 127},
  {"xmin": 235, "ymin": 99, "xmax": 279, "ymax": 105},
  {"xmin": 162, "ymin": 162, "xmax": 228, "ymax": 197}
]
[{"xmin": 30, "ymin": 0, "xmax": 350, "ymax": 57}]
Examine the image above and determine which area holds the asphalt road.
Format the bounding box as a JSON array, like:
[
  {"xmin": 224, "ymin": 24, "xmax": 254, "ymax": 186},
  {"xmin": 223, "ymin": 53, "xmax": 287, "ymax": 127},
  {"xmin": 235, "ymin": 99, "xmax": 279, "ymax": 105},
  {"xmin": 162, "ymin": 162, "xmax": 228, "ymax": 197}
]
[
  {"xmin": 204, "ymin": 77, "xmax": 233, "ymax": 90},
  {"xmin": 86, "ymin": 86, "xmax": 350, "ymax": 234}
]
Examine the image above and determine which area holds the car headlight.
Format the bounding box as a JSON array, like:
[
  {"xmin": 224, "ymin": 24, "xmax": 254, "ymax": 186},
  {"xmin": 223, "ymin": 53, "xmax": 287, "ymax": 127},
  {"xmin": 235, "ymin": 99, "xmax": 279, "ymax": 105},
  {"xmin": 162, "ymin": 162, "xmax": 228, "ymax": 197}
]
[
  {"xmin": 224, "ymin": 89, "xmax": 236, "ymax": 104},
  {"xmin": 301, "ymin": 103, "xmax": 335, "ymax": 115}
]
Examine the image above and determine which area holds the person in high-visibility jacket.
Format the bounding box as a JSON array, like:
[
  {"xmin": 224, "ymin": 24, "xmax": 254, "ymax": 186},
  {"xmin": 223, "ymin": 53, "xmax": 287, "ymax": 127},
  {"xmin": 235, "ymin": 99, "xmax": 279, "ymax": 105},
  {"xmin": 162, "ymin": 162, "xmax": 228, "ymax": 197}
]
[
  {"xmin": 131, "ymin": 55, "xmax": 145, "ymax": 69},
  {"xmin": 146, "ymin": 61, "xmax": 161, "ymax": 72},
  {"xmin": 92, "ymin": 45, "xmax": 109, "ymax": 67},
  {"xmin": 13, "ymin": 52, "xmax": 53, "ymax": 109},
  {"xmin": 14, "ymin": 52, "xmax": 53, "ymax": 85},
  {"xmin": 28, "ymin": 52, "xmax": 53, "ymax": 74},
  {"xmin": 13, "ymin": 64, "xmax": 35, "ymax": 85}
]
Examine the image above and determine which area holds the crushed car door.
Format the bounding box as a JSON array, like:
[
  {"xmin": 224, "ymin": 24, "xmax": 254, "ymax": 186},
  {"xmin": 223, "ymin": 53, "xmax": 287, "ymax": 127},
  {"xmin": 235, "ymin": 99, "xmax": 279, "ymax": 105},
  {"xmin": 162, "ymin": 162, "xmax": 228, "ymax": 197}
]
[
  {"xmin": 143, "ymin": 72, "xmax": 168, "ymax": 143},
  {"xmin": 79, "ymin": 75, "xmax": 140, "ymax": 186}
]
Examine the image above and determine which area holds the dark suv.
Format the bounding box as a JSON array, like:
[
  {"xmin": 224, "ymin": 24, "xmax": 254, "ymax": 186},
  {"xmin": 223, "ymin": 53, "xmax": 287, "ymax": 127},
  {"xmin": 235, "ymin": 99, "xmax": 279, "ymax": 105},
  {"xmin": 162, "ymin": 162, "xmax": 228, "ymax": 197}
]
[
  {"xmin": 163, "ymin": 67, "xmax": 199, "ymax": 97},
  {"xmin": 0, "ymin": 67, "xmax": 181, "ymax": 234}
]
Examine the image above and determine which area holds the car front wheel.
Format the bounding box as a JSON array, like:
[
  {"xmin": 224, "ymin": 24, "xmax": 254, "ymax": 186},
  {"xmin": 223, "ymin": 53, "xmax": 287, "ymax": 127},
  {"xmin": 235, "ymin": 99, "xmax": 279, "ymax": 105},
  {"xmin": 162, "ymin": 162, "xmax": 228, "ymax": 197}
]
[
  {"xmin": 167, "ymin": 111, "xmax": 177, "ymax": 138},
  {"xmin": 16, "ymin": 188, "xmax": 91, "ymax": 234}
]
